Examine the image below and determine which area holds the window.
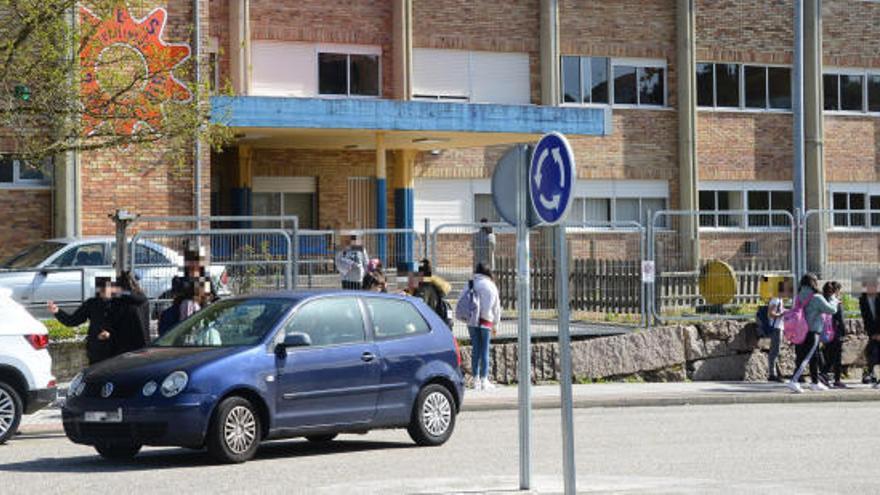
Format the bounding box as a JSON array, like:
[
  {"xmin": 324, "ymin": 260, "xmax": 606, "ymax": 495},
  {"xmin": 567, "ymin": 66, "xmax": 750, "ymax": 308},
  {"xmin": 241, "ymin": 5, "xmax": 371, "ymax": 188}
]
[
  {"xmin": 51, "ymin": 243, "xmax": 107, "ymax": 267},
  {"xmin": 561, "ymin": 56, "xmax": 609, "ymax": 104},
  {"xmin": 744, "ymin": 65, "xmax": 767, "ymax": 109},
  {"xmin": 824, "ymin": 74, "xmax": 839, "ymax": 111},
  {"xmin": 824, "ymin": 70, "xmax": 880, "ymax": 114},
  {"xmin": 697, "ymin": 63, "xmax": 740, "ymax": 108},
  {"xmin": 133, "ymin": 245, "xmax": 172, "ymax": 266},
  {"xmin": 364, "ymin": 298, "xmax": 430, "ymax": 339},
  {"xmin": 568, "ymin": 196, "xmax": 662, "ymax": 225},
  {"xmin": 0, "ymin": 156, "xmax": 52, "ymax": 187},
  {"xmin": 870, "ymin": 75, "xmax": 880, "ymax": 113},
  {"xmin": 830, "ymin": 191, "xmax": 880, "ymax": 228},
  {"xmin": 613, "ymin": 66, "xmax": 637, "ymax": 105},
  {"xmin": 474, "ymin": 194, "xmax": 502, "ymax": 223},
  {"xmin": 318, "ymin": 52, "xmax": 380, "ymax": 97},
  {"xmin": 699, "ymin": 190, "xmax": 743, "ymax": 227},
  {"xmin": 744, "ymin": 65, "xmax": 791, "ymax": 110},
  {"xmin": 701, "ymin": 184, "xmax": 793, "ymax": 229},
  {"xmin": 252, "ymin": 192, "xmax": 316, "ymax": 229},
  {"xmin": 413, "ymin": 49, "xmax": 530, "ymax": 104},
  {"xmin": 284, "ymin": 297, "xmax": 365, "ymax": 347},
  {"xmin": 746, "ymin": 190, "xmax": 793, "ymax": 227},
  {"xmin": 841, "ymin": 74, "xmax": 864, "ymax": 111}
]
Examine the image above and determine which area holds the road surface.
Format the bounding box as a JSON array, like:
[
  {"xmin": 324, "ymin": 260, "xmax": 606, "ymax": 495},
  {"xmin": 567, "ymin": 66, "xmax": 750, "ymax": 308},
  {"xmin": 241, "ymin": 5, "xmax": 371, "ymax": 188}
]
[{"xmin": 3, "ymin": 402, "xmax": 878, "ymax": 494}]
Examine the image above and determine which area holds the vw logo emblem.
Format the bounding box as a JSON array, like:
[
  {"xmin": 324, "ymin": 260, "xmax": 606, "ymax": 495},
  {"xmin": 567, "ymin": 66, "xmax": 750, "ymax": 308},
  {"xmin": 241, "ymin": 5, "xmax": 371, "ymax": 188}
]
[{"xmin": 101, "ymin": 382, "xmax": 114, "ymax": 398}]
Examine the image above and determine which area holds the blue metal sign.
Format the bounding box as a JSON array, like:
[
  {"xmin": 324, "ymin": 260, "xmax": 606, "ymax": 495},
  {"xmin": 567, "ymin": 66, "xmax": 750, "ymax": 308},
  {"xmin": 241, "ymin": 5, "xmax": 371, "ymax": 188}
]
[{"xmin": 529, "ymin": 132, "xmax": 576, "ymax": 225}]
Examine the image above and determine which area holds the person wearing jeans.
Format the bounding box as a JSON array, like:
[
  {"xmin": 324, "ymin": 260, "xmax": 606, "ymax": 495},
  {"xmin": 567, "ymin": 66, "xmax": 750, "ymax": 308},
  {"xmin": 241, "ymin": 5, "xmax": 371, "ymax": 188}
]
[
  {"xmin": 464, "ymin": 263, "xmax": 501, "ymax": 391},
  {"xmin": 789, "ymin": 273, "xmax": 840, "ymax": 393}
]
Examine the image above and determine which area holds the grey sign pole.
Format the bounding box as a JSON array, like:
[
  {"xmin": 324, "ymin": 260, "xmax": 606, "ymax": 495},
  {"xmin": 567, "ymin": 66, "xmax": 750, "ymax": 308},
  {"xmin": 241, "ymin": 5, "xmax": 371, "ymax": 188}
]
[
  {"xmin": 516, "ymin": 147, "xmax": 532, "ymax": 491},
  {"xmin": 555, "ymin": 224, "xmax": 576, "ymax": 494}
]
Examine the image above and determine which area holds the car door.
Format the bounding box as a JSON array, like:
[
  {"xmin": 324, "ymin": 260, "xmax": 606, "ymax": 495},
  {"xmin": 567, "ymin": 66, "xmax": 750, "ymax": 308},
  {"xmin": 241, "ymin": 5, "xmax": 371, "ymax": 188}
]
[
  {"xmin": 363, "ymin": 297, "xmax": 434, "ymax": 422},
  {"xmin": 274, "ymin": 296, "xmax": 381, "ymax": 430},
  {"xmin": 30, "ymin": 242, "xmax": 111, "ymax": 305}
]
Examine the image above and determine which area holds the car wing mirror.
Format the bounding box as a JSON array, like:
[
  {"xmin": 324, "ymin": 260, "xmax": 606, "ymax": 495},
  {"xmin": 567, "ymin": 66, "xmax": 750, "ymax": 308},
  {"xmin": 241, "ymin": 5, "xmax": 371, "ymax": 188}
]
[{"xmin": 283, "ymin": 332, "xmax": 312, "ymax": 348}]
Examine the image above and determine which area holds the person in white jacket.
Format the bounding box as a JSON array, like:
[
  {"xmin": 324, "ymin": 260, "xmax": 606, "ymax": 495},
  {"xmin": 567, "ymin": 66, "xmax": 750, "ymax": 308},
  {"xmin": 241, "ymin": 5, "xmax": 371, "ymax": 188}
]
[
  {"xmin": 466, "ymin": 262, "xmax": 501, "ymax": 391},
  {"xmin": 335, "ymin": 235, "xmax": 368, "ymax": 290}
]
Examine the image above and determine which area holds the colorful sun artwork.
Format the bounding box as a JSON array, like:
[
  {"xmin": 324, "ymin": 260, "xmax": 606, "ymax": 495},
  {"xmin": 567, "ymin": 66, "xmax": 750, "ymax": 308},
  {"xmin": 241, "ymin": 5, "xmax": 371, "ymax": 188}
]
[{"xmin": 80, "ymin": 5, "xmax": 192, "ymax": 136}]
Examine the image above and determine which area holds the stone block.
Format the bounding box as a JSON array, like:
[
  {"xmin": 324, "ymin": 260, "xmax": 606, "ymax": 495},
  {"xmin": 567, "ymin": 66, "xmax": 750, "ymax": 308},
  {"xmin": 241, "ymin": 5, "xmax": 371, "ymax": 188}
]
[
  {"xmin": 570, "ymin": 325, "xmax": 686, "ymax": 379},
  {"xmin": 842, "ymin": 336, "xmax": 869, "ymax": 367},
  {"xmin": 683, "ymin": 325, "xmax": 706, "ymax": 361},
  {"xmin": 691, "ymin": 353, "xmax": 750, "ymax": 381}
]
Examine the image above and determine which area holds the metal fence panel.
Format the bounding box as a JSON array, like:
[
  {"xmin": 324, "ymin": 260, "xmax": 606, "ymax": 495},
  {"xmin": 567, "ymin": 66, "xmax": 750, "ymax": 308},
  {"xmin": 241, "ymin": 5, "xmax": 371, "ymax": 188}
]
[
  {"xmin": 649, "ymin": 210, "xmax": 795, "ymax": 322},
  {"xmin": 803, "ymin": 209, "xmax": 880, "ymax": 298}
]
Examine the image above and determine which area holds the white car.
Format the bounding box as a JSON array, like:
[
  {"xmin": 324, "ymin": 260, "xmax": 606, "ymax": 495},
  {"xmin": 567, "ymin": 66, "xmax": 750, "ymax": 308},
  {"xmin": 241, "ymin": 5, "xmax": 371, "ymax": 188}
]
[
  {"xmin": 0, "ymin": 237, "xmax": 229, "ymax": 312},
  {"xmin": 0, "ymin": 288, "xmax": 56, "ymax": 443}
]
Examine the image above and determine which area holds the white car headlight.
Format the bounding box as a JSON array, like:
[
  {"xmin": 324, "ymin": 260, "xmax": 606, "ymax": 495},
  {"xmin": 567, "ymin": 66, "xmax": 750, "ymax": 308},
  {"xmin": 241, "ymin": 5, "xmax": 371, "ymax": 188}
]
[
  {"xmin": 142, "ymin": 381, "xmax": 158, "ymax": 397},
  {"xmin": 160, "ymin": 371, "xmax": 188, "ymax": 398},
  {"xmin": 69, "ymin": 372, "xmax": 85, "ymax": 397}
]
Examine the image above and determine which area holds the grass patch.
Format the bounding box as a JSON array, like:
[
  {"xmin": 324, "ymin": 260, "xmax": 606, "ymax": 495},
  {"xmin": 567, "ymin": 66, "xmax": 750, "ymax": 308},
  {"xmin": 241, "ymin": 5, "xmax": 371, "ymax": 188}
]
[{"xmin": 42, "ymin": 319, "xmax": 87, "ymax": 341}]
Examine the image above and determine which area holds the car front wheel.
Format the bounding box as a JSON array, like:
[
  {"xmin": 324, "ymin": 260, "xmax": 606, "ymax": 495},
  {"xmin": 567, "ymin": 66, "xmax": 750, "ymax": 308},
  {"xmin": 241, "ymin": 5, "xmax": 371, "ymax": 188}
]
[
  {"xmin": 0, "ymin": 381, "xmax": 22, "ymax": 445},
  {"xmin": 207, "ymin": 396, "xmax": 261, "ymax": 463},
  {"xmin": 407, "ymin": 384, "xmax": 456, "ymax": 446}
]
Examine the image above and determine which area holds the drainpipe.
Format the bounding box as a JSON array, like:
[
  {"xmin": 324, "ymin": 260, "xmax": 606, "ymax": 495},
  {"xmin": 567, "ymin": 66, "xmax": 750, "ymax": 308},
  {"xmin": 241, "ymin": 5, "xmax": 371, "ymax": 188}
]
[
  {"xmin": 677, "ymin": 0, "xmax": 699, "ymax": 270},
  {"xmin": 193, "ymin": 0, "xmax": 203, "ymax": 224},
  {"xmin": 540, "ymin": 0, "xmax": 559, "ymax": 106},
  {"xmin": 804, "ymin": 0, "xmax": 825, "ymax": 278},
  {"xmin": 793, "ymin": 0, "xmax": 805, "ymax": 278}
]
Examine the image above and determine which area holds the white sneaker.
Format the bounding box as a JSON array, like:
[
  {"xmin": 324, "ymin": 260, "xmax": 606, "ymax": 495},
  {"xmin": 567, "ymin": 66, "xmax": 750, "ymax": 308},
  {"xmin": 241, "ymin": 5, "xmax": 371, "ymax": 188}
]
[
  {"xmin": 811, "ymin": 383, "xmax": 828, "ymax": 392},
  {"xmin": 481, "ymin": 378, "xmax": 495, "ymax": 390},
  {"xmin": 787, "ymin": 381, "xmax": 804, "ymax": 394},
  {"xmin": 472, "ymin": 379, "xmax": 482, "ymax": 391}
]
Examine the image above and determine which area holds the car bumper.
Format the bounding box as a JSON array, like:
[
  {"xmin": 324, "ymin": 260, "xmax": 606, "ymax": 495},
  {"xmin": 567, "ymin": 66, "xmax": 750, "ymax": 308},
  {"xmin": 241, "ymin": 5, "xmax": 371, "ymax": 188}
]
[
  {"xmin": 24, "ymin": 386, "xmax": 57, "ymax": 414},
  {"xmin": 62, "ymin": 393, "xmax": 215, "ymax": 447}
]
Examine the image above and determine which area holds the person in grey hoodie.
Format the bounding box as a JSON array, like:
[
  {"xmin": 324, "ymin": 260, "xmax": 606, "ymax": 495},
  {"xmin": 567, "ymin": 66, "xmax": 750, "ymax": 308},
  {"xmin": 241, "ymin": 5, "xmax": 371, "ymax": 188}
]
[
  {"xmin": 335, "ymin": 235, "xmax": 368, "ymax": 290},
  {"xmin": 788, "ymin": 273, "xmax": 839, "ymax": 393}
]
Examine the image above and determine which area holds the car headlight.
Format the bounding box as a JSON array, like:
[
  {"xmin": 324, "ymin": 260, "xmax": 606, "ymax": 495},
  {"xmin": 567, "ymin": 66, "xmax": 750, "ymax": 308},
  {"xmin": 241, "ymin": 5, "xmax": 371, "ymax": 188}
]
[
  {"xmin": 69, "ymin": 372, "xmax": 85, "ymax": 397},
  {"xmin": 142, "ymin": 381, "xmax": 158, "ymax": 397},
  {"xmin": 160, "ymin": 371, "xmax": 188, "ymax": 398}
]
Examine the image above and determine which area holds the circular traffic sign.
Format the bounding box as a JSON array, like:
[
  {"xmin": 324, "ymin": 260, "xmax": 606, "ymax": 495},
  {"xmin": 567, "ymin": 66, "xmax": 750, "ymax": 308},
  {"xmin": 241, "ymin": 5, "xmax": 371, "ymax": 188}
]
[{"xmin": 529, "ymin": 132, "xmax": 576, "ymax": 225}]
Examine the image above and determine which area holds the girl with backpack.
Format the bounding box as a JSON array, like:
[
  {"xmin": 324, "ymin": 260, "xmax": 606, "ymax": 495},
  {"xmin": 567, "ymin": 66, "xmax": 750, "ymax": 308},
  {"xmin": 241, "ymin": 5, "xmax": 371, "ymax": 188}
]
[
  {"xmin": 762, "ymin": 279, "xmax": 791, "ymax": 382},
  {"xmin": 788, "ymin": 273, "xmax": 839, "ymax": 393},
  {"xmin": 456, "ymin": 262, "xmax": 501, "ymax": 391},
  {"xmin": 820, "ymin": 281, "xmax": 846, "ymax": 388}
]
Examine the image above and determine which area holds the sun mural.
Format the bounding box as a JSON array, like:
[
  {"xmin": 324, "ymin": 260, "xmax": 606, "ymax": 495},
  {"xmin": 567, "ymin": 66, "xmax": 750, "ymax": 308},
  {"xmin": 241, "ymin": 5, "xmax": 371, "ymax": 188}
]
[{"xmin": 80, "ymin": 5, "xmax": 192, "ymax": 136}]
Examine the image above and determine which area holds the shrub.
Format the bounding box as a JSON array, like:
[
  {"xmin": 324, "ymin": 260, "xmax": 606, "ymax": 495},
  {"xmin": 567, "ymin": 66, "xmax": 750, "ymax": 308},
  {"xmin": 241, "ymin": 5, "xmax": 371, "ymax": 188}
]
[{"xmin": 42, "ymin": 319, "xmax": 87, "ymax": 341}]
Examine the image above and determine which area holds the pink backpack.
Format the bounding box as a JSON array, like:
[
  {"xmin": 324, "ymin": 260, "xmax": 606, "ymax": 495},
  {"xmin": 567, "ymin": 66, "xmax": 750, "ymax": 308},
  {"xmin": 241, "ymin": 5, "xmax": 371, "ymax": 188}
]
[{"xmin": 783, "ymin": 293, "xmax": 814, "ymax": 345}]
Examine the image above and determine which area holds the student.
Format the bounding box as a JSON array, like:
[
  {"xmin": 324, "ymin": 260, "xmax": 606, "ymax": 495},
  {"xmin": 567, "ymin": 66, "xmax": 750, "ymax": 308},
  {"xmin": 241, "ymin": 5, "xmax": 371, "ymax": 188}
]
[
  {"xmin": 458, "ymin": 262, "xmax": 501, "ymax": 391},
  {"xmin": 180, "ymin": 279, "xmax": 212, "ymax": 321},
  {"xmin": 859, "ymin": 277, "xmax": 880, "ymax": 384},
  {"xmin": 766, "ymin": 279, "xmax": 791, "ymax": 382},
  {"xmin": 111, "ymin": 271, "xmax": 150, "ymax": 354},
  {"xmin": 820, "ymin": 281, "xmax": 846, "ymax": 389},
  {"xmin": 48, "ymin": 277, "xmax": 115, "ymax": 365},
  {"xmin": 788, "ymin": 273, "xmax": 840, "ymax": 394},
  {"xmin": 472, "ymin": 218, "xmax": 497, "ymax": 271},
  {"xmin": 413, "ymin": 259, "xmax": 453, "ymax": 327},
  {"xmin": 336, "ymin": 235, "xmax": 368, "ymax": 290}
]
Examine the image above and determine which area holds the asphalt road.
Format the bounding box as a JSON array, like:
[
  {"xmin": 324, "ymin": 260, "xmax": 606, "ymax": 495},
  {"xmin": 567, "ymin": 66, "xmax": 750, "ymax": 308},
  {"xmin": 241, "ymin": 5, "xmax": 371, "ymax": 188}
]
[{"xmin": 3, "ymin": 402, "xmax": 879, "ymax": 494}]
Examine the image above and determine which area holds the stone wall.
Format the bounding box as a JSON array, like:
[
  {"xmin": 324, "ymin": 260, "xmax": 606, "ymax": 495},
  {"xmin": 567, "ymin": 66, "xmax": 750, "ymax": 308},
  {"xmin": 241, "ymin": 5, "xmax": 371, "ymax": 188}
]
[
  {"xmin": 462, "ymin": 319, "xmax": 872, "ymax": 384},
  {"xmin": 49, "ymin": 340, "xmax": 88, "ymax": 382}
]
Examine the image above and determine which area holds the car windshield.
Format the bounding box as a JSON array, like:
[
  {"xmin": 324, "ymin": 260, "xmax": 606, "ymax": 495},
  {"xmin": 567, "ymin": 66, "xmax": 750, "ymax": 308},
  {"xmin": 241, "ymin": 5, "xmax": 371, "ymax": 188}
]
[
  {"xmin": 0, "ymin": 241, "xmax": 66, "ymax": 269},
  {"xmin": 153, "ymin": 298, "xmax": 294, "ymax": 348}
]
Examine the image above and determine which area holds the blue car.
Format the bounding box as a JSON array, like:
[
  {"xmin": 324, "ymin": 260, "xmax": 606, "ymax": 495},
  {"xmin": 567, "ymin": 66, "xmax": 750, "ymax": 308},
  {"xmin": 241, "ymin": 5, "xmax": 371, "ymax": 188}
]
[{"xmin": 62, "ymin": 291, "xmax": 464, "ymax": 463}]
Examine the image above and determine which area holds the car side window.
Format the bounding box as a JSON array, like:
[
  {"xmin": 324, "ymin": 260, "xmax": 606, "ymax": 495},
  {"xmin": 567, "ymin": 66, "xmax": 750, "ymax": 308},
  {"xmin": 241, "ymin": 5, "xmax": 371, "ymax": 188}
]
[
  {"xmin": 284, "ymin": 297, "xmax": 365, "ymax": 347},
  {"xmin": 52, "ymin": 244, "xmax": 106, "ymax": 267},
  {"xmin": 365, "ymin": 298, "xmax": 430, "ymax": 339},
  {"xmin": 135, "ymin": 245, "xmax": 171, "ymax": 265}
]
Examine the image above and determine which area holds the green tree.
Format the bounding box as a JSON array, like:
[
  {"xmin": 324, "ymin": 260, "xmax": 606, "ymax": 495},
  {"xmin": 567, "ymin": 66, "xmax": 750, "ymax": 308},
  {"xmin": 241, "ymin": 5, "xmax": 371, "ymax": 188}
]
[{"xmin": 0, "ymin": 0, "xmax": 231, "ymax": 171}]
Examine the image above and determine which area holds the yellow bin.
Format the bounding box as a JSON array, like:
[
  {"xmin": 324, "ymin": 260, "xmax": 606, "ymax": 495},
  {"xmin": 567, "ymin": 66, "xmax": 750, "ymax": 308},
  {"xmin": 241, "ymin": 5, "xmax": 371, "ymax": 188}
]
[{"xmin": 699, "ymin": 260, "xmax": 737, "ymax": 306}]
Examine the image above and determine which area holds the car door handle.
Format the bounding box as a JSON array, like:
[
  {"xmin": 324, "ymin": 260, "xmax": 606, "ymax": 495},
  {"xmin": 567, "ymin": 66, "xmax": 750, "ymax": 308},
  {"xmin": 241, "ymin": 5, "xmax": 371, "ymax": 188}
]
[{"xmin": 361, "ymin": 352, "xmax": 376, "ymax": 363}]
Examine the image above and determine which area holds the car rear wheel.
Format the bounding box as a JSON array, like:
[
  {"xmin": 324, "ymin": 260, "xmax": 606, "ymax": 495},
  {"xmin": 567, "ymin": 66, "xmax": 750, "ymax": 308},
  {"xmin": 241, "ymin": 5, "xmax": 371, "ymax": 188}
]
[
  {"xmin": 95, "ymin": 442, "xmax": 142, "ymax": 460},
  {"xmin": 305, "ymin": 434, "xmax": 338, "ymax": 443},
  {"xmin": 407, "ymin": 384, "xmax": 456, "ymax": 447},
  {"xmin": 207, "ymin": 396, "xmax": 261, "ymax": 464},
  {"xmin": 0, "ymin": 381, "xmax": 22, "ymax": 445}
]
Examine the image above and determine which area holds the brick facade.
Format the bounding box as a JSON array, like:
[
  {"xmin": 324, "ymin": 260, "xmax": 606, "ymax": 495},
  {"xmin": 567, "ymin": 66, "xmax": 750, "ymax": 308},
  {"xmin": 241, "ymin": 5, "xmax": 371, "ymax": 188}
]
[{"xmin": 0, "ymin": 190, "xmax": 51, "ymax": 258}]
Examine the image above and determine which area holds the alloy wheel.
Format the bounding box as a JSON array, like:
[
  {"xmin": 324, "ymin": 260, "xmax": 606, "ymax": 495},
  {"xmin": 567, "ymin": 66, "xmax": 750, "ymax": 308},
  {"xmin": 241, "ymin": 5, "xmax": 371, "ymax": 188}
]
[
  {"xmin": 223, "ymin": 405, "xmax": 257, "ymax": 454},
  {"xmin": 421, "ymin": 391, "xmax": 452, "ymax": 437},
  {"xmin": 0, "ymin": 388, "xmax": 15, "ymax": 437}
]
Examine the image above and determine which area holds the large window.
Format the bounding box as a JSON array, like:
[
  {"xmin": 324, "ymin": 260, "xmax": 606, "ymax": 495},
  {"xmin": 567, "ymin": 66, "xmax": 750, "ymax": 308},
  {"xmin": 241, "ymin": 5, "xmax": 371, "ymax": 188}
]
[
  {"xmin": 746, "ymin": 65, "xmax": 791, "ymax": 110},
  {"xmin": 696, "ymin": 63, "xmax": 740, "ymax": 108},
  {"xmin": 829, "ymin": 187, "xmax": 880, "ymax": 229},
  {"xmin": 699, "ymin": 185, "xmax": 793, "ymax": 228},
  {"xmin": 413, "ymin": 49, "xmax": 530, "ymax": 104},
  {"xmin": 567, "ymin": 196, "xmax": 664, "ymax": 225},
  {"xmin": 561, "ymin": 57, "xmax": 665, "ymax": 107},
  {"xmin": 561, "ymin": 56, "xmax": 609, "ymax": 104},
  {"xmin": 0, "ymin": 156, "xmax": 52, "ymax": 187},
  {"xmin": 698, "ymin": 63, "xmax": 790, "ymax": 110},
  {"xmin": 824, "ymin": 70, "xmax": 880, "ymax": 113},
  {"xmin": 318, "ymin": 52, "xmax": 380, "ymax": 97},
  {"xmin": 283, "ymin": 297, "xmax": 366, "ymax": 347}
]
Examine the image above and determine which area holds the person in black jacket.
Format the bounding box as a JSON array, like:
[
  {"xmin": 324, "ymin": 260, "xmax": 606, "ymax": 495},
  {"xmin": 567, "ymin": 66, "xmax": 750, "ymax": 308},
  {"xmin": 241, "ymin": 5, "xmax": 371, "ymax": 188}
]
[
  {"xmin": 111, "ymin": 271, "xmax": 150, "ymax": 355},
  {"xmin": 821, "ymin": 281, "xmax": 847, "ymax": 388},
  {"xmin": 859, "ymin": 279, "xmax": 880, "ymax": 384},
  {"xmin": 48, "ymin": 277, "xmax": 115, "ymax": 365}
]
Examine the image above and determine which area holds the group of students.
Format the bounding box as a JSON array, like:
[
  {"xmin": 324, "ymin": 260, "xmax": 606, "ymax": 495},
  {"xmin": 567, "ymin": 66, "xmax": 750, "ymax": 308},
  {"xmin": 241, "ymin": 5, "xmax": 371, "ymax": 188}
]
[
  {"xmin": 48, "ymin": 272, "xmax": 149, "ymax": 365},
  {"xmin": 760, "ymin": 272, "xmax": 880, "ymax": 393},
  {"xmin": 335, "ymin": 234, "xmax": 502, "ymax": 391}
]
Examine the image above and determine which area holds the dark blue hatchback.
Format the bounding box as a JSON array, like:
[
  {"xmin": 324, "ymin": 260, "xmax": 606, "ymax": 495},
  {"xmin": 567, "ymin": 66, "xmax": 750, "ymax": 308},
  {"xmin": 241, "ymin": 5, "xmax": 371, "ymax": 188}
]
[{"xmin": 62, "ymin": 291, "xmax": 464, "ymax": 463}]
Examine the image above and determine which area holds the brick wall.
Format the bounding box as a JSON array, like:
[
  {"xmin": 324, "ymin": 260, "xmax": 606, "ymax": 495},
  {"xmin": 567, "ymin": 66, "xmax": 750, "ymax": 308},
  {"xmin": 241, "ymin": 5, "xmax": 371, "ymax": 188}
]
[
  {"xmin": 823, "ymin": 0, "xmax": 880, "ymax": 68},
  {"xmin": 0, "ymin": 190, "xmax": 51, "ymax": 258},
  {"xmin": 696, "ymin": 0, "xmax": 793, "ymax": 64},
  {"xmin": 825, "ymin": 115, "xmax": 880, "ymax": 182},
  {"xmin": 697, "ymin": 112, "xmax": 794, "ymax": 181}
]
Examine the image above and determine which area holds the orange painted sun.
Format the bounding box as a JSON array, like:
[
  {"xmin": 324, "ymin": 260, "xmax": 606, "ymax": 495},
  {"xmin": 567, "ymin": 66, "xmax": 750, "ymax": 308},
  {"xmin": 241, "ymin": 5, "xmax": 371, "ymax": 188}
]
[{"xmin": 80, "ymin": 6, "xmax": 191, "ymax": 136}]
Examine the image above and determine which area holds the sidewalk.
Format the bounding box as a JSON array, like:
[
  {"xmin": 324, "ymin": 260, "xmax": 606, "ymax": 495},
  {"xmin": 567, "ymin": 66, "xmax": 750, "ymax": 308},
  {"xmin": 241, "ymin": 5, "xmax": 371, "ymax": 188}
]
[{"xmin": 19, "ymin": 381, "xmax": 880, "ymax": 435}]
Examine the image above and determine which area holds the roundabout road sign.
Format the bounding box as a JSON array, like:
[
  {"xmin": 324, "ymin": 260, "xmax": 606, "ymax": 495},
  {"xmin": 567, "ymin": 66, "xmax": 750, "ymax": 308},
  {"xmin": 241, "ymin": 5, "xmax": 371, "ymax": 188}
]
[{"xmin": 530, "ymin": 132, "xmax": 576, "ymax": 225}]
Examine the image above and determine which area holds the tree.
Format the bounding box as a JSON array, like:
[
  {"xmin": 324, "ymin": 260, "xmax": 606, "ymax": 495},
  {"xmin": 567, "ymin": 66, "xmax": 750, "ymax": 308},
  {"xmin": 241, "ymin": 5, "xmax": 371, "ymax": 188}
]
[{"xmin": 0, "ymin": 0, "xmax": 230, "ymax": 172}]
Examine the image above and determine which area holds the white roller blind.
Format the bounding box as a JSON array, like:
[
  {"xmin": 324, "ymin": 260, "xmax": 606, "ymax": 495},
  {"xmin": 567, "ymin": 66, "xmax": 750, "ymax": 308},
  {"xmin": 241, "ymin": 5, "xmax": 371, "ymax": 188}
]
[
  {"xmin": 252, "ymin": 176, "xmax": 316, "ymax": 193},
  {"xmin": 413, "ymin": 48, "xmax": 470, "ymax": 98},
  {"xmin": 252, "ymin": 41, "xmax": 316, "ymax": 96},
  {"xmin": 414, "ymin": 179, "xmax": 475, "ymax": 231},
  {"xmin": 470, "ymin": 51, "xmax": 530, "ymax": 104}
]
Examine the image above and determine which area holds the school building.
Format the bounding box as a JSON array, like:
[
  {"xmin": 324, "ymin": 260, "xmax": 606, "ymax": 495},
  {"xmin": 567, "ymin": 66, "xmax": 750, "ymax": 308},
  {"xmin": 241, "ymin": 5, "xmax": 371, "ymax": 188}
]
[{"xmin": 5, "ymin": 0, "xmax": 880, "ymax": 272}]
